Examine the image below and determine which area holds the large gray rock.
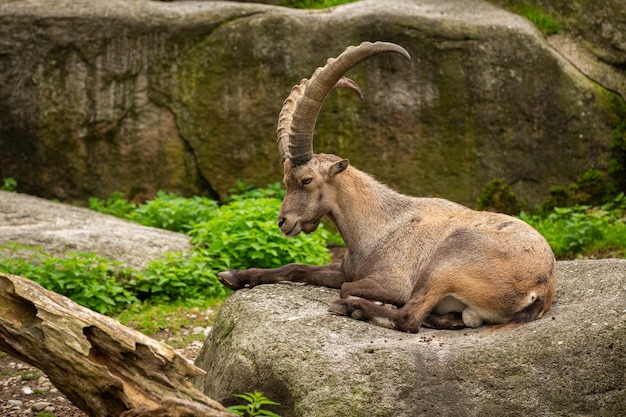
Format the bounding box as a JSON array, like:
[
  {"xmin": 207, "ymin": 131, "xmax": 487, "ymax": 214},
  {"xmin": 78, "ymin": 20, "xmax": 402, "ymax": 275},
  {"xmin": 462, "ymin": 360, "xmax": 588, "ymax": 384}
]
[
  {"xmin": 0, "ymin": 190, "xmax": 191, "ymax": 269},
  {"xmin": 0, "ymin": 0, "xmax": 623, "ymax": 206},
  {"xmin": 487, "ymin": 0, "xmax": 626, "ymax": 100},
  {"xmin": 194, "ymin": 259, "xmax": 626, "ymax": 417}
]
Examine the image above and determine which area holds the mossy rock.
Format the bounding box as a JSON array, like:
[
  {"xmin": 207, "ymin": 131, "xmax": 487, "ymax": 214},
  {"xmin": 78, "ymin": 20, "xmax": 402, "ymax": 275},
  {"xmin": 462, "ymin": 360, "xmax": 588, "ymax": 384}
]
[{"xmin": 0, "ymin": 0, "xmax": 623, "ymax": 206}]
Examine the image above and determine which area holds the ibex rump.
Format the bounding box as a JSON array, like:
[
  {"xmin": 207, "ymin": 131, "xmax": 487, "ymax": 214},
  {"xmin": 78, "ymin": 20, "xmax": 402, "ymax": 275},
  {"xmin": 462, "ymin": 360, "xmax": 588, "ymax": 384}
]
[{"xmin": 219, "ymin": 42, "xmax": 556, "ymax": 333}]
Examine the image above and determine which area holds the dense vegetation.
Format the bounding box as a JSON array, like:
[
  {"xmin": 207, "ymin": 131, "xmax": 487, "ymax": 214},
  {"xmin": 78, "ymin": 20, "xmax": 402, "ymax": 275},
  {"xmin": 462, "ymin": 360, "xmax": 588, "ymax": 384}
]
[
  {"xmin": 521, "ymin": 195, "xmax": 626, "ymax": 259},
  {"xmin": 1, "ymin": 178, "xmax": 625, "ymax": 316},
  {"xmin": 0, "ymin": 182, "xmax": 333, "ymax": 315}
]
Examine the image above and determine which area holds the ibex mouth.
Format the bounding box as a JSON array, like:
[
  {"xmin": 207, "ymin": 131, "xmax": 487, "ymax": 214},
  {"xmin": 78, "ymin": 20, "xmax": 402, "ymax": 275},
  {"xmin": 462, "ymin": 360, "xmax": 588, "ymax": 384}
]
[
  {"xmin": 282, "ymin": 223, "xmax": 299, "ymax": 237},
  {"xmin": 280, "ymin": 220, "xmax": 319, "ymax": 237}
]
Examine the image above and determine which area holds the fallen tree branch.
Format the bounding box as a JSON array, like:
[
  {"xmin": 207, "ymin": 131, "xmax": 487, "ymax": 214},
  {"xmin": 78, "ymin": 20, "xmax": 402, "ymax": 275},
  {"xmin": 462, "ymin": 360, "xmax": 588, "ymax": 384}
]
[{"xmin": 0, "ymin": 272, "xmax": 232, "ymax": 417}]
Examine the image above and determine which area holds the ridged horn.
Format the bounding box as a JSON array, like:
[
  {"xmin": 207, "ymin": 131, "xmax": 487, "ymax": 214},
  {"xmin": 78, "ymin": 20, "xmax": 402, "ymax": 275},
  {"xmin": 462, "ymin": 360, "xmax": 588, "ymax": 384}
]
[{"xmin": 277, "ymin": 41, "xmax": 411, "ymax": 166}]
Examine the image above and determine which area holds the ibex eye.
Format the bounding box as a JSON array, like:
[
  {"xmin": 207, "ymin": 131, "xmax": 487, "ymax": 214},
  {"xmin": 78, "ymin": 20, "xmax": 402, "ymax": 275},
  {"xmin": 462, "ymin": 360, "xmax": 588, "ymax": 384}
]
[{"xmin": 302, "ymin": 178, "xmax": 313, "ymax": 186}]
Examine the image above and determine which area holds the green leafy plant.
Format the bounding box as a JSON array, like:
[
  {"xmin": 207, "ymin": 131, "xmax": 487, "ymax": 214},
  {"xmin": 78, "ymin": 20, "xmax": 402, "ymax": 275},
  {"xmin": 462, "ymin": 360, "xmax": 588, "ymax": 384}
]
[
  {"xmin": 0, "ymin": 244, "xmax": 138, "ymax": 314},
  {"xmin": 539, "ymin": 169, "xmax": 613, "ymax": 214},
  {"xmin": 133, "ymin": 249, "xmax": 230, "ymax": 303},
  {"xmin": 130, "ymin": 191, "xmax": 219, "ymax": 233},
  {"xmin": 90, "ymin": 191, "xmax": 219, "ymax": 233},
  {"xmin": 226, "ymin": 180, "xmax": 285, "ymax": 202},
  {"xmin": 520, "ymin": 193, "xmax": 626, "ymax": 259},
  {"xmin": 2, "ymin": 183, "xmax": 338, "ymax": 315},
  {"xmin": 189, "ymin": 197, "xmax": 332, "ymax": 270},
  {"xmin": 227, "ymin": 391, "xmax": 281, "ymax": 417},
  {"xmin": 88, "ymin": 191, "xmax": 137, "ymax": 219},
  {"xmin": 1, "ymin": 177, "xmax": 17, "ymax": 191},
  {"xmin": 570, "ymin": 169, "xmax": 608, "ymax": 207}
]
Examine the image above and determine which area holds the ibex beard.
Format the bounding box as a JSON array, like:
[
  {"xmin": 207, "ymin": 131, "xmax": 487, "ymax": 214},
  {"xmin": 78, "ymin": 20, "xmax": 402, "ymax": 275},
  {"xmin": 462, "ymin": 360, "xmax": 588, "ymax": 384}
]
[{"xmin": 219, "ymin": 41, "xmax": 556, "ymax": 333}]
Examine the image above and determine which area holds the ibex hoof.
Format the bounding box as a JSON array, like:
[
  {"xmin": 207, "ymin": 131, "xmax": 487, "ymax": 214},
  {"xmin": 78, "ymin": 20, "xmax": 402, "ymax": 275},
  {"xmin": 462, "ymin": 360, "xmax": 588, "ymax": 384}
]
[
  {"xmin": 328, "ymin": 299, "xmax": 351, "ymax": 316},
  {"xmin": 218, "ymin": 270, "xmax": 246, "ymax": 290}
]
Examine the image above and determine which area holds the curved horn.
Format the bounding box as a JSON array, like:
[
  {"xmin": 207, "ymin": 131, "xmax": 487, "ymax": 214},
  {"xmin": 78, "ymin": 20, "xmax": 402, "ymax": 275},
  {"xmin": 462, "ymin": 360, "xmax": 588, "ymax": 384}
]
[{"xmin": 277, "ymin": 41, "xmax": 411, "ymax": 166}]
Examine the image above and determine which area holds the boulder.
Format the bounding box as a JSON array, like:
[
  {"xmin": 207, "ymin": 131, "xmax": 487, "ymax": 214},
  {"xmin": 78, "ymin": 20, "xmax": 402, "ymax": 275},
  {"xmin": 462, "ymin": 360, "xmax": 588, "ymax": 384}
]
[
  {"xmin": 487, "ymin": 0, "xmax": 626, "ymax": 100},
  {"xmin": 0, "ymin": 190, "xmax": 191, "ymax": 269},
  {"xmin": 0, "ymin": 0, "xmax": 623, "ymax": 206},
  {"xmin": 194, "ymin": 259, "xmax": 626, "ymax": 417}
]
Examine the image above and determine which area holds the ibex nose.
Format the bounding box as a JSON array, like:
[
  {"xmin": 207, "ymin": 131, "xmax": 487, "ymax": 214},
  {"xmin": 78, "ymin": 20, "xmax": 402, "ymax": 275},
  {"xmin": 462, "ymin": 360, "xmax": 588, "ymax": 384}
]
[{"xmin": 278, "ymin": 216, "xmax": 286, "ymax": 228}]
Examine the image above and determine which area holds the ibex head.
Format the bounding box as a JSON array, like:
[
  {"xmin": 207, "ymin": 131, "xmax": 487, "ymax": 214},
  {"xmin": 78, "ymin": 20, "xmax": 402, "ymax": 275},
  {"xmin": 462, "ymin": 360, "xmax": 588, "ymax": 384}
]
[{"xmin": 276, "ymin": 42, "xmax": 411, "ymax": 237}]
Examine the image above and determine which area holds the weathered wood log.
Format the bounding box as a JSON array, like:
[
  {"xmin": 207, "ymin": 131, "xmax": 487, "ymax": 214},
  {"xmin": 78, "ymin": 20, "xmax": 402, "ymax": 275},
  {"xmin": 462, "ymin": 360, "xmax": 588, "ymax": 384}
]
[{"xmin": 0, "ymin": 272, "xmax": 232, "ymax": 417}]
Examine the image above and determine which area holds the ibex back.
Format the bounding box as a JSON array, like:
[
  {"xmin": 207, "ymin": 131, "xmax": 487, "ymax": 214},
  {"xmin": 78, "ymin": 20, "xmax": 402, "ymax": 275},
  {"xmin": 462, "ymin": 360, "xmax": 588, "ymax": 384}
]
[{"xmin": 219, "ymin": 42, "xmax": 556, "ymax": 333}]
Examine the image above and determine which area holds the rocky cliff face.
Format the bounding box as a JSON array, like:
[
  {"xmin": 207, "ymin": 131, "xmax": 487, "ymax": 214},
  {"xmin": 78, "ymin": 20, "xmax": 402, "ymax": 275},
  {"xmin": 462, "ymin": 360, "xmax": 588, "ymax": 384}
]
[{"xmin": 0, "ymin": 0, "xmax": 623, "ymax": 206}]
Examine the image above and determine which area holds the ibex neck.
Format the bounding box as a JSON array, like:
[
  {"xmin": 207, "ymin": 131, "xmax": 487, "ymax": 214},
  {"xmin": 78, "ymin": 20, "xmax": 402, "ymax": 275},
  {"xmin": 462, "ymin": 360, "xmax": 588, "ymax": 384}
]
[{"xmin": 328, "ymin": 167, "xmax": 414, "ymax": 255}]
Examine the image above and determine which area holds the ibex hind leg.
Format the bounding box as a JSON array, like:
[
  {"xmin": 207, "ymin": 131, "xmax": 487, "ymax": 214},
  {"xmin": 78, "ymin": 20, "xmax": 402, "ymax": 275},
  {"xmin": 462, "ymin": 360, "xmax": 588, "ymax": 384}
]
[
  {"xmin": 330, "ymin": 293, "xmax": 447, "ymax": 333},
  {"xmin": 339, "ymin": 278, "xmax": 411, "ymax": 307},
  {"xmin": 329, "ymin": 297, "xmax": 413, "ymax": 330}
]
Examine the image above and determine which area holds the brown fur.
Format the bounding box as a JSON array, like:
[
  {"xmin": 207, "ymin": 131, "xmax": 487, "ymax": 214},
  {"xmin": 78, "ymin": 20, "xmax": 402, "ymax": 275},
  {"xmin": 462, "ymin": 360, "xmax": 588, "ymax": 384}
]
[
  {"xmin": 217, "ymin": 42, "xmax": 556, "ymax": 333},
  {"xmin": 219, "ymin": 156, "xmax": 557, "ymax": 333}
]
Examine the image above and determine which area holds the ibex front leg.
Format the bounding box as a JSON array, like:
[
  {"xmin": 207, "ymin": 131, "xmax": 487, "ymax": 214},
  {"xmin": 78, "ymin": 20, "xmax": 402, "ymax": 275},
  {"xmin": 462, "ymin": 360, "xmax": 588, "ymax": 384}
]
[{"xmin": 218, "ymin": 263, "xmax": 347, "ymax": 290}]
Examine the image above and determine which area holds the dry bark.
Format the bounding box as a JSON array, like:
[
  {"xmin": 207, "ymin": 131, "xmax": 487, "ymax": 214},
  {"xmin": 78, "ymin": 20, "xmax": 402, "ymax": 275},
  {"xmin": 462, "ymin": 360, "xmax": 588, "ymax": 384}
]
[{"xmin": 0, "ymin": 272, "xmax": 232, "ymax": 417}]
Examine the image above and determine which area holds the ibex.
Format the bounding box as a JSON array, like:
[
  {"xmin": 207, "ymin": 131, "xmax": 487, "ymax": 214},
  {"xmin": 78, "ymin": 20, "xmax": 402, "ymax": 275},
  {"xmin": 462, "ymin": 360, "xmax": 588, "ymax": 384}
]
[{"xmin": 219, "ymin": 41, "xmax": 556, "ymax": 333}]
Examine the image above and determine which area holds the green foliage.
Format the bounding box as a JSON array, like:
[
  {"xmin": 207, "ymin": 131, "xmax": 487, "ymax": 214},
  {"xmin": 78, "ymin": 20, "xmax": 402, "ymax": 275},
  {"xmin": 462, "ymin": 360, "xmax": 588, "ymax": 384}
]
[
  {"xmin": 512, "ymin": 3, "xmax": 561, "ymax": 36},
  {"xmin": 133, "ymin": 250, "xmax": 230, "ymax": 303},
  {"xmin": 3, "ymin": 183, "xmax": 336, "ymax": 315},
  {"xmin": 130, "ymin": 191, "xmax": 219, "ymax": 233},
  {"xmin": 189, "ymin": 198, "xmax": 332, "ymax": 270},
  {"xmin": 477, "ymin": 178, "xmax": 524, "ymax": 215},
  {"xmin": 90, "ymin": 191, "xmax": 219, "ymax": 233},
  {"xmin": 520, "ymin": 193, "xmax": 626, "ymax": 259},
  {"xmin": 539, "ymin": 185, "xmax": 573, "ymax": 213},
  {"xmin": 280, "ymin": 0, "xmax": 358, "ymax": 9},
  {"xmin": 0, "ymin": 244, "xmax": 138, "ymax": 314},
  {"xmin": 227, "ymin": 391, "xmax": 281, "ymax": 417},
  {"xmin": 0, "ymin": 243, "xmax": 229, "ymax": 314},
  {"xmin": 1, "ymin": 177, "xmax": 17, "ymax": 191},
  {"xmin": 226, "ymin": 180, "xmax": 286, "ymax": 202},
  {"xmin": 539, "ymin": 169, "xmax": 610, "ymax": 213},
  {"xmin": 88, "ymin": 191, "xmax": 137, "ymax": 219}
]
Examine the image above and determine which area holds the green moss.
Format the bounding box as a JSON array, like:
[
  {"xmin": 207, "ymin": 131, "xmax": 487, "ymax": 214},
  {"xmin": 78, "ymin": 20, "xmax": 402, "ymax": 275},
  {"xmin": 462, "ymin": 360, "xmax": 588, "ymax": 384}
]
[
  {"xmin": 510, "ymin": 3, "xmax": 562, "ymax": 36},
  {"xmin": 280, "ymin": 0, "xmax": 359, "ymax": 9},
  {"xmin": 606, "ymin": 95, "xmax": 626, "ymax": 193}
]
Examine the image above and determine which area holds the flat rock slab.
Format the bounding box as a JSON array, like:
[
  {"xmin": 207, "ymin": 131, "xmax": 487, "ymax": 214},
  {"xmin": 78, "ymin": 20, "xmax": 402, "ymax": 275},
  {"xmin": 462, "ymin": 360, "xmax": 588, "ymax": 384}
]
[
  {"xmin": 0, "ymin": 190, "xmax": 191, "ymax": 269},
  {"xmin": 195, "ymin": 259, "xmax": 626, "ymax": 417}
]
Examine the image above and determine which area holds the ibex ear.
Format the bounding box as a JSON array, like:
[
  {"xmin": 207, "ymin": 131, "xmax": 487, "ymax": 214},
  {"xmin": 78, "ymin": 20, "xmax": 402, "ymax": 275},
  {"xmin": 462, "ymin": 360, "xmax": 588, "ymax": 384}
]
[{"xmin": 329, "ymin": 159, "xmax": 349, "ymax": 178}]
